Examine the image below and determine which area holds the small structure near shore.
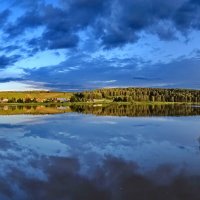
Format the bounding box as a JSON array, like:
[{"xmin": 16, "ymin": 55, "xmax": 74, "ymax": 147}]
[
  {"xmin": 56, "ymin": 98, "xmax": 69, "ymax": 102},
  {"xmin": 0, "ymin": 99, "xmax": 9, "ymax": 103}
]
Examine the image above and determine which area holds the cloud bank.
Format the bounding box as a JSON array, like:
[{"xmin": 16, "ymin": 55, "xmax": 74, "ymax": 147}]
[{"xmin": 0, "ymin": 0, "xmax": 200, "ymax": 90}]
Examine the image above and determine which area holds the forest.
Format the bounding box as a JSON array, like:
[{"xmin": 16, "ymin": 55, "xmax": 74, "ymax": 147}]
[{"xmin": 70, "ymin": 87, "xmax": 200, "ymax": 103}]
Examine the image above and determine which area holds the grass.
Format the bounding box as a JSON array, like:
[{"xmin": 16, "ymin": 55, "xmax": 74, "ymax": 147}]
[{"xmin": 0, "ymin": 91, "xmax": 72, "ymax": 100}]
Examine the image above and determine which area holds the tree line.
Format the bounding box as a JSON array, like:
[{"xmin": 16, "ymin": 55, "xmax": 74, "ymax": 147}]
[{"xmin": 70, "ymin": 88, "xmax": 200, "ymax": 103}]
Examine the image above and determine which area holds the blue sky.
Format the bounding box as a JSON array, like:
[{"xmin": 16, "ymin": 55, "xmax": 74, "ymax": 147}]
[{"xmin": 0, "ymin": 0, "xmax": 200, "ymax": 91}]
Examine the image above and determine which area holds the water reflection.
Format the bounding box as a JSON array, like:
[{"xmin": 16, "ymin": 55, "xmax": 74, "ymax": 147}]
[
  {"xmin": 70, "ymin": 104, "xmax": 200, "ymax": 117},
  {"xmin": 0, "ymin": 112, "xmax": 200, "ymax": 199},
  {"xmin": 2, "ymin": 155, "xmax": 200, "ymax": 200},
  {"xmin": 0, "ymin": 105, "xmax": 71, "ymax": 115},
  {"xmin": 0, "ymin": 104, "xmax": 200, "ymax": 116}
]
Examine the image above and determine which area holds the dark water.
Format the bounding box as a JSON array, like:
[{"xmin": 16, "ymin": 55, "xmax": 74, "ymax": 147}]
[{"xmin": 0, "ymin": 105, "xmax": 200, "ymax": 199}]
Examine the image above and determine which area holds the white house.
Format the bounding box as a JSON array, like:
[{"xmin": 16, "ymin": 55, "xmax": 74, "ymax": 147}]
[
  {"xmin": 1, "ymin": 99, "xmax": 9, "ymax": 103},
  {"xmin": 56, "ymin": 98, "xmax": 68, "ymax": 102}
]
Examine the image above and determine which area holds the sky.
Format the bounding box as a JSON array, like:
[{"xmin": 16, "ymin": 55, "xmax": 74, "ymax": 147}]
[{"xmin": 0, "ymin": 0, "xmax": 200, "ymax": 91}]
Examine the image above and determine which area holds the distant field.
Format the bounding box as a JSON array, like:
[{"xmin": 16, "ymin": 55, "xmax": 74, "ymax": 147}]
[{"xmin": 0, "ymin": 91, "xmax": 72, "ymax": 100}]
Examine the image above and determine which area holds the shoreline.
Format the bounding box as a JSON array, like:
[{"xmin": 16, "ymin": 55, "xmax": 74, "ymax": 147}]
[{"xmin": 0, "ymin": 101, "xmax": 199, "ymax": 106}]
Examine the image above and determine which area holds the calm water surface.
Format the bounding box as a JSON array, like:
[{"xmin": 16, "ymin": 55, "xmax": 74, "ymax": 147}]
[{"xmin": 0, "ymin": 105, "xmax": 200, "ymax": 199}]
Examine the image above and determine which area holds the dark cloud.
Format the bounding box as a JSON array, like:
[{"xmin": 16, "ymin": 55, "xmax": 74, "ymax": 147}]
[
  {"xmin": 173, "ymin": 0, "xmax": 200, "ymax": 32},
  {"xmin": 11, "ymin": 0, "xmax": 43, "ymax": 8},
  {"xmin": 4, "ymin": 0, "xmax": 200, "ymax": 51},
  {"xmin": 37, "ymin": 29, "xmax": 78, "ymax": 50},
  {"xmin": 133, "ymin": 76, "xmax": 161, "ymax": 81},
  {"xmin": 98, "ymin": 0, "xmax": 186, "ymax": 47},
  {"xmin": 100, "ymin": 0, "xmax": 200, "ymax": 47},
  {"xmin": 0, "ymin": 9, "xmax": 10, "ymax": 26},
  {"xmin": 0, "ymin": 45, "xmax": 21, "ymax": 53},
  {"xmin": 0, "ymin": 55, "xmax": 22, "ymax": 69},
  {"xmin": 4, "ymin": 10, "xmax": 43, "ymax": 38},
  {"xmin": 0, "ymin": 77, "xmax": 25, "ymax": 83},
  {"xmin": 4, "ymin": 0, "xmax": 109, "ymax": 52}
]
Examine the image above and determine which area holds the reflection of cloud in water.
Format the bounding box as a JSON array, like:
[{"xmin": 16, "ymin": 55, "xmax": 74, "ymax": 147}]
[
  {"xmin": 82, "ymin": 136, "xmax": 200, "ymax": 174},
  {"xmin": 0, "ymin": 114, "xmax": 200, "ymax": 199},
  {"xmin": 0, "ymin": 114, "xmax": 200, "ymax": 174},
  {"xmin": 1, "ymin": 155, "xmax": 200, "ymax": 200},
  {"xmin": 89, "ymin": 120, "xmax": 117, "ymax": 125},
  {"xmin": 58, "ymin": 132, "xmax": 80, "ymax": 140},
  {"xmin": 21, "ymin": 136, "xmax": 70, "ymax": 156},
  {"xmin": 0, "ymin": 115, "xmax": 52, "ymax": 125},
  {"xmin": 0, "ymin": 128, "xmax": 29, "ymax": 139}
]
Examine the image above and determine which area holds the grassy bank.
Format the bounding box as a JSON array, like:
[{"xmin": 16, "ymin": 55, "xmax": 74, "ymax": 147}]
[{"xmin": 0, "ymin": 91, "xmax": 72, "ymax": 100}]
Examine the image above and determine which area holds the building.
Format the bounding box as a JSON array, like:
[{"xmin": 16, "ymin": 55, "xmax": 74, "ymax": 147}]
[
  {"xmin": 1, "ymin": 99, "xmax": 9, "ymax": 103},
  {"xmin": 56, "ymin": 98, "xmax": 68, "ymax": 102}
]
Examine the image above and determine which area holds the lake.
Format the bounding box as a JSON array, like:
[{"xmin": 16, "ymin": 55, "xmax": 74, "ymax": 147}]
[{"xmin": 0, "ymin": 104, "xmax": 200, "ymax": 199}]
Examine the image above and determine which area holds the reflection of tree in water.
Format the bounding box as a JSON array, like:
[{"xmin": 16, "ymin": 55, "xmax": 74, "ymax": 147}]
[
  {"xmin": 197, "ymin": 137, "xmax": 200, "ymax": 151},
  {"xmin": 0, "ymin": 104, "xmax": 200, "ymax": 116},
  {"xmin": 2, "ymin": 155, "xmax": 200, "ymax": 200},
  {"xmin": 70, "ymin": 104, "xmax": 200, "ymax": 117},
  {"xmin": 0, "ymin": 105, "xmax": 72, "ymax": 115}
]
